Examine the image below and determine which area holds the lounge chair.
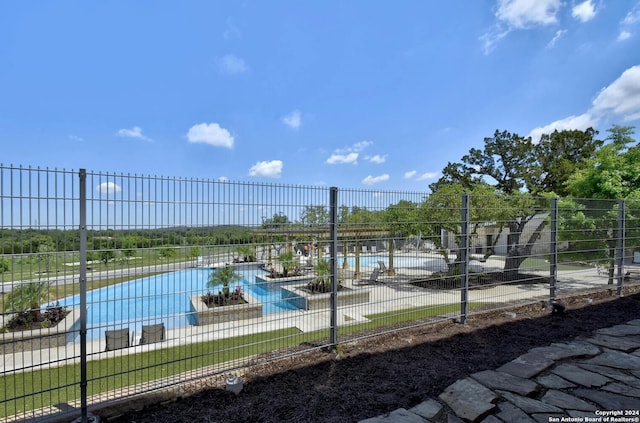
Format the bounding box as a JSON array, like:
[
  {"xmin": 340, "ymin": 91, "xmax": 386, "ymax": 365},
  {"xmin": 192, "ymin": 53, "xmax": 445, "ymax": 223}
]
[
  {"xmin": 140, "ymin": 323, "xmax": 165, "ymax": 345},
  {"xmin": 105, "ymin": 328, "xmax": 130, "ymax": 351},
  {"xmin": 377, "ymin": 261, "xmax": 388, "ymax": 274},
  {"xmin": 354, "ymin": 269, "xmax": 381, "ymax": 285}
]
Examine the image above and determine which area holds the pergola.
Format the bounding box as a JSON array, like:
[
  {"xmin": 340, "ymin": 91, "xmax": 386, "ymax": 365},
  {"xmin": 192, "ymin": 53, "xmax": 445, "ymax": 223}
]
[{"xmin": 252, "ymin": 225, "xmax": 399, "ymax": 278}]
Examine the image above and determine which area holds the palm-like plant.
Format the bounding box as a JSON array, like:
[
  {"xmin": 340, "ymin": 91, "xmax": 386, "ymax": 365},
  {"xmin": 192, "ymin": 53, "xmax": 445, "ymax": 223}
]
[
  {"xmin": 277, "ymin": 251, "xmax": 296, "ymax": 277},
  {"xmin": 6, "ymin": 282, "xmax": 50, "ymax": 313},
  {"xmin": 308, "ymin": 259, "xmax": 332, "ymax": 293},
  {"xmin": 207, "ymin": 266, "xmax": 242, "ymax": 298},
  {"xmin": 235, "ymin": 245, "xmax": 255, "ymax": 262}
]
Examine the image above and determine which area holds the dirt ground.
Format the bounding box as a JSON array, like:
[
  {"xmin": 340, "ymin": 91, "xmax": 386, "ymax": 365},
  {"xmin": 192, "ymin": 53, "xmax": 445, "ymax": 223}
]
[{"xmin": 104, "ymin": 287, "xmax": 640, "ymax": 423}]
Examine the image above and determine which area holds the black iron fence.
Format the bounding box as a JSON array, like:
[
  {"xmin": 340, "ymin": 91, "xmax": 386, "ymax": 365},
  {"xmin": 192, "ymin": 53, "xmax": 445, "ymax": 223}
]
[{"xmin": 0, "ymin": 165, "xmax": 638, "ymax": 422}]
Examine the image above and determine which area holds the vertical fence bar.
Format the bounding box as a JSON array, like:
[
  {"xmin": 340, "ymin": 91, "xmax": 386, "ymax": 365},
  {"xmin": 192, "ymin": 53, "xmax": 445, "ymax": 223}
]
[
  {"xmin": 459, "ymin": 193, "xmax": 469, "ymax": 324},
  {"xmin": 78, "ymin": 169, "xmax": 89, "ymax": 422},
  {"xmin": 329, "ymin": 187, "xmax": 338, "ymax": 350},
  {"xmin": 549, "ymin": 197, "xmax": 558, "ymax": 302},
  {"xmin": 616, "ymin": 199, "xmax": 625, "ymax": 297}
]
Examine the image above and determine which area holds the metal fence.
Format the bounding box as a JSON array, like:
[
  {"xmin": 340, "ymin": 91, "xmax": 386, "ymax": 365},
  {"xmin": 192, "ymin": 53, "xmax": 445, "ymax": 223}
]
[{"xmin": 1, "ymin": 165, "xmax": 639, "ymax": 422}]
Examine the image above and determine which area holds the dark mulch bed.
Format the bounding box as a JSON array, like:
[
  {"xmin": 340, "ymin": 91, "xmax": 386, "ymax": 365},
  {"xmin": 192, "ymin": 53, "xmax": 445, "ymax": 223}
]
[{"xmin": 102, "ymin": 286, "xmax": 640, "ymax": 423}]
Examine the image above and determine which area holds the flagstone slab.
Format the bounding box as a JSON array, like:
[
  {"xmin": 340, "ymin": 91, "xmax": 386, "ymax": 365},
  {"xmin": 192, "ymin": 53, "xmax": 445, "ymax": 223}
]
[
  {"xmin": 408, "ymin": 399, "xmax": 443, "ymax": 421},
  {"xmin": 495, "ymin": 402, "xmax": 536, "ymax": 423},
  {"xmin": 573, "ymin": 388, "xmax": 640, "ymax": 410},
  {"xmin": 471, "ymin": 370, "xmax": 539, "ymax": 396},
  {"xmin": 551, "ymin": 363, "xmax": 611, "ymax": 387},
  {"xmin": 535, "ymin": 373, "xmax": 577, "ymax": 389},
  {"xmin": 438, "ymin": 378, "xmax": 498, "ymax": 422},
  {"xmin": 540, "ymin": 389, "xmax": 596, "ymax": 411},
  {"xmin": 596, "ymin": 324, "xmax": 640, "ymax": 336},
  {"xmin": 549, "ymin": 341, "xmax": 601, "ymax": 357},
  {"xmin": 602, "ymin": 382, "xmax": 640, "ymax": 397},
  {"xmin": 577, "ymin": 363, "xmax": 640, "ymax": 388},
  {"xmin": 497, "ymin": 391, "xmax": 563, "ymax": 414},
  {"xmin": 583, "ymin": 349, "xmax": 640, "ymax": 370},
  {"xmin": 497, "ymin": 352, "xmax": 555, "ymax": 379},
  {"xmin": 586, "ymin": 334, "xmax": 640, "ymax": 351}
]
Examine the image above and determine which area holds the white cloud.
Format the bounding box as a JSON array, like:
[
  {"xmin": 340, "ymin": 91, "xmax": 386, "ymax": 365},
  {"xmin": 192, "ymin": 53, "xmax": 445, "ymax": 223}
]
[
  {"xmin": 69, "ymin": 135, "xmax": 84, "ymax": 142},
  {"xmin": 366, "ymin": 154, "xmax": 387, "ymax": 164},
  {"xmin": 404, "ymin": 170, "xmax": 439, "ymax": 181},
  {"xmin": 248, "ymin": 160, "xmax": 283, "ymax": 178},
  {"xmin": 116, "ymin": 126, "xmax": 152, "ymax": 142},
  {"xmin": 618, "ymin": 30, "xmax": 632, "ymax": 41},
  {"xmin": 326, "ymin": 141, "xmax": 373, "ymax": 165},
  {"xmin": 480, "ymin": 27, "xmax": 512, "ymax": 55},
  {"xmin": 281, "ymin": 110, "xmax": 302, "ymax": 129},
  {"xmin": 546, "ymin": 29, "xmax": 567, "ymax": 48},
  {"xmin": 326, "ymin": 152, "xmax": 359, "ymax": 165},
  {"xmin": 496, "ymin": 0, "xmax": 562, "ymax": 29},
  {"xmin": 362, "ymin": 174, "xmax": 390, "ymax": 185},
  {"xmin": 416, "ymin": 172, "xmax": 439, "ymax": 181},
  {"xmin": 96, "ymin": 182, "xmax": 121, "ymax": 194},
  {"xmin": 528, "ymin": 65, "xmax": 640, "ymax": 139},
  {"xmin": 622, "ymin": 2, "xmax": 640, "ymax": 25},
  {"xmin": 618, "ymin": 3, "xmax": 640, "ymax": 41},
  {"xmin": 528, "ymin": 114, "xmax": 597, "ymax": 141},
  {"xmin": 572, "ymin": 0, "xmax": 596, "ymax": 23},
  {"xmin": 186, "ymin": 123, "xmax": 234, "ymax": 148},
  {"xmin": 591, "ymin": 65, "xmax": 640, "ymax": 121},
  {"xmin": 482, "ymin": 0, "xmax": 561, "ymax": 54},
  {"xmin": 404, "ymin": 170, "xmax": 417, "ymax": 179},
  {"xmin": 217, "ymin": 54, "xmax": 248, "ymax": 75},
  {"xmin": 223, "ymin": 17, "xmax": 242, "ymax": 40},
  {"xmin": 218, "ymin": 176, "xmax": 229, "ymax": 182}
]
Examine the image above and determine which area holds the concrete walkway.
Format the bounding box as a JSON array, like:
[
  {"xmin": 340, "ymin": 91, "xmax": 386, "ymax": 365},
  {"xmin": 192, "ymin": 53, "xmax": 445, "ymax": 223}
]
[{"xmin": 360, "ymin": 319, "xmax": 640, "ymax": 423}]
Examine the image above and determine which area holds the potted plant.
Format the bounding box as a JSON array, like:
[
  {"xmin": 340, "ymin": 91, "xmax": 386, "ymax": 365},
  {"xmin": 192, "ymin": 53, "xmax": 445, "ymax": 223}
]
[{"xmin": 201, "ymin": 266, "xmax": 245, "ymax": 307}]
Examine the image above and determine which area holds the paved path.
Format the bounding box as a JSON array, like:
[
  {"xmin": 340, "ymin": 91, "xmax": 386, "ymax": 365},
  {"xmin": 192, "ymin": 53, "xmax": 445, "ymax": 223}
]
[{"xmin": 360, "ymin": 319, "xmax": 640, "ymax": 423}]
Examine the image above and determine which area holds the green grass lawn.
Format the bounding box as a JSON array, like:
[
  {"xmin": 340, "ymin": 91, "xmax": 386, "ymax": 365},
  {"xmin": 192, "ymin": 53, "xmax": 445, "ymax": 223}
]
[{"xmin": 0, "ymin": 302, "xmax": 475, "ymax": 418}]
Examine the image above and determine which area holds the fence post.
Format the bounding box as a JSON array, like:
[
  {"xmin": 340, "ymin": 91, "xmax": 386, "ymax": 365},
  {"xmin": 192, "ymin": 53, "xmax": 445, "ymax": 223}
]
[
  {"xmin": 329, "ymin": 187, "xmax": 338, "ymax": 350},
  {"xmin": 616, "ymin": 199, "xmax": 625, "ymax": 297},
  {"xmin": 459, "ymin": 193, "xmax": 469, "ymax": 324},
  {"xmin": 549, "ymin": 197, "xmax": 558, "ymax": 302},
  {"xmin": 78, "ymin": 169, "xmax": 89, "ymax": 422}
]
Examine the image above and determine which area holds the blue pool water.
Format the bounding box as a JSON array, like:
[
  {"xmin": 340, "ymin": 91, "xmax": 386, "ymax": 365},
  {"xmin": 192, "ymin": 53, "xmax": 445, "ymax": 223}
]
[{"xmin": 57, "ymin": 266, "xmax": 299, "ymax": 340}]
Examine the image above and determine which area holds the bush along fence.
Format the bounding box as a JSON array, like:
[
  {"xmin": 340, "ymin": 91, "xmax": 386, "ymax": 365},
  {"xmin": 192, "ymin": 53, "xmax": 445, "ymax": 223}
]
[{"xmin": 0, "ymin": 165, "xmax": 639, "ymax": 422}]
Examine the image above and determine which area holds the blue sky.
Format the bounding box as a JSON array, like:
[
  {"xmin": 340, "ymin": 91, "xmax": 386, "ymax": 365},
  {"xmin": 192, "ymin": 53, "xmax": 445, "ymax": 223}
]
[{"xmin": 1, "ymin": 1, "xmax": 640, "ymax": 191}]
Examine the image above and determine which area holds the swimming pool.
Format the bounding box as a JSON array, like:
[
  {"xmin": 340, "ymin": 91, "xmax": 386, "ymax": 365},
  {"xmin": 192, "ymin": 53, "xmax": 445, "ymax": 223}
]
[{"xmin": 57, "ymin": 266, "xmax": 299, "ymax": 340}]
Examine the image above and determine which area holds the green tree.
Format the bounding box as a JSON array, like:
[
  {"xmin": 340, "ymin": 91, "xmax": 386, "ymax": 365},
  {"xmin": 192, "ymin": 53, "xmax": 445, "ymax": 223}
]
[
  {"xmin": 529, "ymin": 128, "xmax": 602, "ymax": 196},
  {"xmin": 37, "ymin": 242, "xmax": 55, "ymax": 275},
  {"xmin": 430, "ymin": 128, "xmax": 594, "ymax": 279},
  {"xmin": 261, "ymin": 213, "xmax": 290, "ymax": 229},
  {"xmin": 0, "ymin": 257, "xmax": 10, "ymax": 273},
  {"xmin": 561, "ymin": 126, "xmax": 640, "ymax": 283},
  {"xmin": 566, "ymin": 126, "xmax": 639, "ymax": 199},
  {"xmin": 100, "ymin": 250, "xmax": 115, "ymax": 266},
  {"xmin": 300, "ymin": 206, "xmax": 329, "ymax": 226}
]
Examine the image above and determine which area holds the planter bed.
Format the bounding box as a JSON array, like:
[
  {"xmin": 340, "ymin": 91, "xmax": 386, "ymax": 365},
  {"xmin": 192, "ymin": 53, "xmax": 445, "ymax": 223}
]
[
  {"xmin": 282, "ymin": 286, "xmax": 370, "ymax": 311},
  {"xmin": 0, "ymin": 308, "xmax": 81, "ymax": 354},
  {"xmin": 189, "ymin": 291, "xmax": 262, "ymax": 325},
  {"xmin": 254, "ymin": 273, "xmax": 315, "ymax": 285}
]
